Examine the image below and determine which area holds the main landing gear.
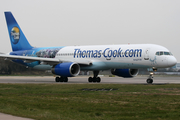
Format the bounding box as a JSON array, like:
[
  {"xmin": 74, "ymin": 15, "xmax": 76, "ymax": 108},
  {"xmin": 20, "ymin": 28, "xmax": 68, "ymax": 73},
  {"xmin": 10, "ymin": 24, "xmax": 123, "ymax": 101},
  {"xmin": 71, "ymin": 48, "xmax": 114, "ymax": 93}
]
[
  {"xmin": 55, "ymin": 76, "xmax": 68, "ymax": 82},
  {"xmin": 88, "ymin": 71, "xmax": 101, "ymax": 83}
]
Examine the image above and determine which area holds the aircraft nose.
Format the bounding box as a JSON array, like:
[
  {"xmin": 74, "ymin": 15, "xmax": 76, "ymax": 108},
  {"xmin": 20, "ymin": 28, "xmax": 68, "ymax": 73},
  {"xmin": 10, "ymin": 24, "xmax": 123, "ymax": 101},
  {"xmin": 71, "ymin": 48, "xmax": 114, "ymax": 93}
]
[{"xmin": 168, "ymin": 56, "xmax": 177, "ymax": 67}]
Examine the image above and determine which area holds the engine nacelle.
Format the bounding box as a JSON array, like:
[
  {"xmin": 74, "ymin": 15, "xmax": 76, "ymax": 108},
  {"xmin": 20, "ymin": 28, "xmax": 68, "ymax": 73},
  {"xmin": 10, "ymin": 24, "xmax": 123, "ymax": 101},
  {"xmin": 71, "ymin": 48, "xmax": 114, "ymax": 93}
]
[
  {"xmin": 52, "ymin": 62, "xmax": 80, "ymax": 77},
  {"xmin": 111, "ymin": 69, "xmax": 139, "ymax": 78}
]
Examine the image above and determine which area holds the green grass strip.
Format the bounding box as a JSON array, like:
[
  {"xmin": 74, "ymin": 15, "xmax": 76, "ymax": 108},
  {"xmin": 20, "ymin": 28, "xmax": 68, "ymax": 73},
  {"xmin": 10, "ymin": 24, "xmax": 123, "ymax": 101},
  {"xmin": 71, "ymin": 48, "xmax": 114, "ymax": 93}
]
[{"xmin": 0, "ymin": 84, "xmax": 180, "ymax": 120}]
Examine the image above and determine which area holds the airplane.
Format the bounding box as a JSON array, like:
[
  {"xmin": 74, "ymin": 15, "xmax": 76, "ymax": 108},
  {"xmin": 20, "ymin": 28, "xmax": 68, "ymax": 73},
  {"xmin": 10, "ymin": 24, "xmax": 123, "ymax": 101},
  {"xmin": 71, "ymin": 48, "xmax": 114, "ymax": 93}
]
[{"xmin": 0, "ymin": 12, "xmax": 177, "ymax": 84}]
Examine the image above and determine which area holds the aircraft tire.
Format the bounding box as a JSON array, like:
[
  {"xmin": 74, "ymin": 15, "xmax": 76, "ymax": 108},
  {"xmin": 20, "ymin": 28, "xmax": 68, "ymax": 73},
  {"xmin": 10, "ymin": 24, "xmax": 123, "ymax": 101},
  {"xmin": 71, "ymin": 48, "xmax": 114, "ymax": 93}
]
[
  {"xmin": 88, "ymin": 77, "xmax": 101, "ymax": 83},
  {"xmin": 64, "ymin": 77, "xmax": 68, "ymax": 82},
  {"xmin": 96, "ymin": 77, "xmax": 101, "ymax": 83},
  {"xmin": 147, "ymin": 79, "xmax": 153, "ymax": 84},
  {"xmin": 55, "ymin": 77, "xmax": 60, "ymax": 82},
  {"xmin": 59, "ymin": 77, "xmax": 64, "ymax": 82},
  {"xmin": 88, "ymin": 77, "xmax": 93, "ymax": 82}
]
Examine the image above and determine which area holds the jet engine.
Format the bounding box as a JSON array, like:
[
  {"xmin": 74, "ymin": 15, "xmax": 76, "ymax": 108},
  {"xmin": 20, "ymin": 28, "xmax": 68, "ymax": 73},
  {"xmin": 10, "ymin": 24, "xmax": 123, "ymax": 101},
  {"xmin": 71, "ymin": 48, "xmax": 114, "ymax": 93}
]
[
  {"xmin": 111, "ymin": 69, "xmax": 139, "ymax": 78},
  {"xmin": 52, "ymin": 62, "xmax": 80, "ymax": 77}
]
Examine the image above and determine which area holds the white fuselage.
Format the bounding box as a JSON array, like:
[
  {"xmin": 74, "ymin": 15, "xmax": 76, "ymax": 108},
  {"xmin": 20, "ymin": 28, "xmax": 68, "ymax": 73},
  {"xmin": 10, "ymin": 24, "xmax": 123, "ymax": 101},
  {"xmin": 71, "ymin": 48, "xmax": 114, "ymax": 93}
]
[{"xmin": 54, "ymin": 44, "xmax": 177, "ymax": 70}]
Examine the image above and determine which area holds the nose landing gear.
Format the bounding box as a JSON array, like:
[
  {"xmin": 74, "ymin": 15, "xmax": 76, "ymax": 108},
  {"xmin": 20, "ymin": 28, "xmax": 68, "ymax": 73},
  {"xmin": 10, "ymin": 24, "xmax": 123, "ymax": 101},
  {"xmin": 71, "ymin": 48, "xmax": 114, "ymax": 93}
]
[
  {"xmin": 147, "ymin": 72, "xmax": 153, "ymax": 84},
  {"xmin": 147, "ymin": 68, "xmax": 157, "ymax": 84}
]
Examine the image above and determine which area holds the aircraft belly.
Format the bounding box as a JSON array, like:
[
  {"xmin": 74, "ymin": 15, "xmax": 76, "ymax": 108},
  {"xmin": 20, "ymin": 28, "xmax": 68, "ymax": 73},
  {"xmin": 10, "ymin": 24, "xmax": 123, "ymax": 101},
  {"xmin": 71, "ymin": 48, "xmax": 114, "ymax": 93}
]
[
  {"xmin": 33, "ymin": 65, "xmax": 52, "ymax": 70},
  {"xmin": 80, "ymin": 62, "xmax": 109, "ymax": 70}
]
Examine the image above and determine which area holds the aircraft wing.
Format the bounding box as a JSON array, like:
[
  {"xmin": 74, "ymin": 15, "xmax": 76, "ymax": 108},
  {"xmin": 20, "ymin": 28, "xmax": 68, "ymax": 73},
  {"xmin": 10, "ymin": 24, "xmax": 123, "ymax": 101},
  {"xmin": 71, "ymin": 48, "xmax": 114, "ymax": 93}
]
[{"xmin": 0, "ymin": 54, "xmax": 92, "ymax": 65}]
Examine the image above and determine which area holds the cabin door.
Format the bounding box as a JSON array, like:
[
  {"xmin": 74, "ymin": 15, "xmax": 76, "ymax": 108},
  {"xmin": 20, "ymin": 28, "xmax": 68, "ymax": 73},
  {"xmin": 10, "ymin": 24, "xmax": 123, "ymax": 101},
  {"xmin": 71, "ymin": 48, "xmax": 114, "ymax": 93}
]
[{"xmin": 144, "ymin": 48, "xmax": 150, "ymax": 60}]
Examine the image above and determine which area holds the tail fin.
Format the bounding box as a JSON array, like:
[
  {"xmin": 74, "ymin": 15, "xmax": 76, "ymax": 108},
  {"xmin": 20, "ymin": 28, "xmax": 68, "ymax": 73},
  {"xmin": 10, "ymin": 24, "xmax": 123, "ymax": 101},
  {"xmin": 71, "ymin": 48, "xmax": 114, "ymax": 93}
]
[{"xmin": 4, "ymin": 12, "xmax": 33, "ymax": 51}]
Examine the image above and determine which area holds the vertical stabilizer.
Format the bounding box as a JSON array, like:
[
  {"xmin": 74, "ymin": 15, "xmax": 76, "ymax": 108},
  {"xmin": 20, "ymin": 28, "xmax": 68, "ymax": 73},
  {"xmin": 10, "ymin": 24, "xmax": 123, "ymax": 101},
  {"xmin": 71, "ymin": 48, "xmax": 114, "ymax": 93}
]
[{"xmin": 4, "ymin": 12, "xmax": 33, "ymax": 51}]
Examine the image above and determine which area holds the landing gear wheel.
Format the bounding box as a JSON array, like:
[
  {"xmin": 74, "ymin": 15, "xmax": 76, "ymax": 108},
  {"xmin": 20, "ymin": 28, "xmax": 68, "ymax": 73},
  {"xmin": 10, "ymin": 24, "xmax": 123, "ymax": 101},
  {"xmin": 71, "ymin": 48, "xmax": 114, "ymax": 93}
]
[
  {"xmin": 88, "ymin": 77, "xmax": 93, "ymax": 82},
  {"xmin": 96, "ymin": 77, "xmax": 101, "ymax": 83},
  {"xmin": 60, "ymin": 77, "xmax": 64, "ymax": 82},
  {"xmin": 146, "ymin": 69, "xmax": 155, "ymax": 84},
  {"xmin": 64, "ymin": 77, "xmax": 68, "ymax": 82},
  {"xmin": 88, "ymin": 77, "xmax": 101, "ymax": 83},
  {"xmin": 55, "ymin": 77, "xmax": 68, "ymax": 82},
  {"xmin": 147, "ymin": 79, "xmax": 153, "ymax": 84},
  {"xmin": 61, "ymin": 77, "xmax": 68, "ymax": 82},
  {"xmin": 55, "ymin": 77, "xmax": 60, "ymax": 82},
  {"xmin": 88, "ymin": 71, "xmax": 101, "ymax": 83}
]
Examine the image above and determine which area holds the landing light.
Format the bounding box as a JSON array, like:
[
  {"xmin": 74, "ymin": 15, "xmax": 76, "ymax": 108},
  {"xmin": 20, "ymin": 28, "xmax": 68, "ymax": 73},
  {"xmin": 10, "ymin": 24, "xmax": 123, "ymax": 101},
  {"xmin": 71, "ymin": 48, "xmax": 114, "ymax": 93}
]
[
  {"xmin": 150, "ymin": 72, "xmax": 154, "ymax": 75},
  {"xmin": 152, "ymin": 67, "xmax": 157, "ymax": 71}
]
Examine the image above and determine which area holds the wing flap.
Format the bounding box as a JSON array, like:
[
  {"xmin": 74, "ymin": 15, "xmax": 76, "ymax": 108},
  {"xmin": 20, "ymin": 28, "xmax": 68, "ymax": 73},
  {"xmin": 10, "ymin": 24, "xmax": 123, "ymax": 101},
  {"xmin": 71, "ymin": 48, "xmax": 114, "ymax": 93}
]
[
  {"xmin": 0, "ymin": 54, "xmax": 92, "ymax": 66},
  {"xmin": 0, "ymin": 54, "xmax": 60, "ymax": 64}
]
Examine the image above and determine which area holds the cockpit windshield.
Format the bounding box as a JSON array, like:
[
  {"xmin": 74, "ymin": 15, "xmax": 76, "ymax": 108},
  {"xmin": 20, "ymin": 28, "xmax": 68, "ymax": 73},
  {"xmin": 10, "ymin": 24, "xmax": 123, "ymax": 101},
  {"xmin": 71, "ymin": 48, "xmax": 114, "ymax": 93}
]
[{"xmin": 155, "ymin": 51, "xmax": 173, "ymax": 56}]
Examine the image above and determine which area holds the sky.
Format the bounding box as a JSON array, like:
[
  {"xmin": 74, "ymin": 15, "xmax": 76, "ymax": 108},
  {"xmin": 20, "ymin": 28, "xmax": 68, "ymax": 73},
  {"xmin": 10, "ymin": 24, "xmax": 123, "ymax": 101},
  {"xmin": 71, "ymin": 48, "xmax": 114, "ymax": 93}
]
[{"xmin": 0, "ymin": 0, "xmax": 180, "ymax": 62}]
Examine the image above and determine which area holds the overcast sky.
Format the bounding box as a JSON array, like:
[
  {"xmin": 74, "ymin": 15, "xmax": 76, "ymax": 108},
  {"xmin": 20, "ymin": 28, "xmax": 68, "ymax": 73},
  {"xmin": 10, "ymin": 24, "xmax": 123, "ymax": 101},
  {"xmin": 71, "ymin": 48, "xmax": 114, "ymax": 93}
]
[{"xmin": 0, "ymin": 0, "xmax": 180, "ymax": 62}]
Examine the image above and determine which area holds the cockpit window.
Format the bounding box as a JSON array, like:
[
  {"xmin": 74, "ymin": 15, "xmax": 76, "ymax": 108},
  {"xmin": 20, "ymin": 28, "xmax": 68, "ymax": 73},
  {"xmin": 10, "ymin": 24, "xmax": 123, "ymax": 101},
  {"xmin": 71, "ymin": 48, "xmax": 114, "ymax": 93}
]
[
  {"xmin": 160, "ymin": 51, "xmax": 163, "ymax": 55},
  {"xmin": 164, "ymin": 52, "xmax": 170, "ymax": 55},
  {"xmin": 156, "ymin": 52, "xmax": 159, "ymax": 55},
  {"xmin": 155, "ymin": 51, "xmax": 172, "ymax": 56}
]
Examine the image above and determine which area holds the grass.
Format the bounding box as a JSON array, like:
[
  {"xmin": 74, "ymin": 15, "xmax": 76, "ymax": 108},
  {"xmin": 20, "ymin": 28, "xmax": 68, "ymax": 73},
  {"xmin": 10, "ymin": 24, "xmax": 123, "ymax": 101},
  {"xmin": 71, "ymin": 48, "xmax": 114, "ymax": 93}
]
[{"xmin": 0, "ymin": 84, "xmax": 180, "ymax": 120}]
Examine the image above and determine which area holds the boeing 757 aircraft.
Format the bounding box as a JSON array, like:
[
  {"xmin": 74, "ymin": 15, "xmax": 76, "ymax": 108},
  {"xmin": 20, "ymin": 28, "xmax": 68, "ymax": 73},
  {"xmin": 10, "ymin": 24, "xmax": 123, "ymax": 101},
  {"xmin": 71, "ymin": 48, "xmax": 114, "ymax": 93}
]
[{"xmin": 0, "ymin": 12, "xmax": 177, "ymax": 83}]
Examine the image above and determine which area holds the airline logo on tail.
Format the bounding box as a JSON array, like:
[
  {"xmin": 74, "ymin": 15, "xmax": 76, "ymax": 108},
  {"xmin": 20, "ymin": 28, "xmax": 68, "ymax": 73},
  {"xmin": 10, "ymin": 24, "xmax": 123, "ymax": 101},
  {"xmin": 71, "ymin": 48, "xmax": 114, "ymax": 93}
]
[{"xmin": 11, "ymin": 27, "xmax": 20, "ymax": 44}]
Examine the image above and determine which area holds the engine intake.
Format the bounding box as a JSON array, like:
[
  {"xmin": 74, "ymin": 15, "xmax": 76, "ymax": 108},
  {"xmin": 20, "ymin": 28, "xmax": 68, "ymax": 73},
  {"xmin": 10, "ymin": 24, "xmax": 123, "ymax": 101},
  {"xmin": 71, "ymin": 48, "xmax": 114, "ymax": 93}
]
[
  {"xmin": 52, "ymin": 62, "xmax": 80, "ymax": 77},
  {"xmin": 111, "ymin": 69, "xmax": 139, "ymax": 78}
]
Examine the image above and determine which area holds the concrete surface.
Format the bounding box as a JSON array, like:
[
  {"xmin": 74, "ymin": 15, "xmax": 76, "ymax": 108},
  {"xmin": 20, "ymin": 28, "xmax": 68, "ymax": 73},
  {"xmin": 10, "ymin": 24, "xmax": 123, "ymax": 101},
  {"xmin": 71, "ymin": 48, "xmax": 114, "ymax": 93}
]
[
  {"xmin": 0, "ymin": 76, "xmax": 179, "ymax": 84},
  {"xmin": 0, "ymin": 113, "xmax": 34, "ymax": 120}
]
